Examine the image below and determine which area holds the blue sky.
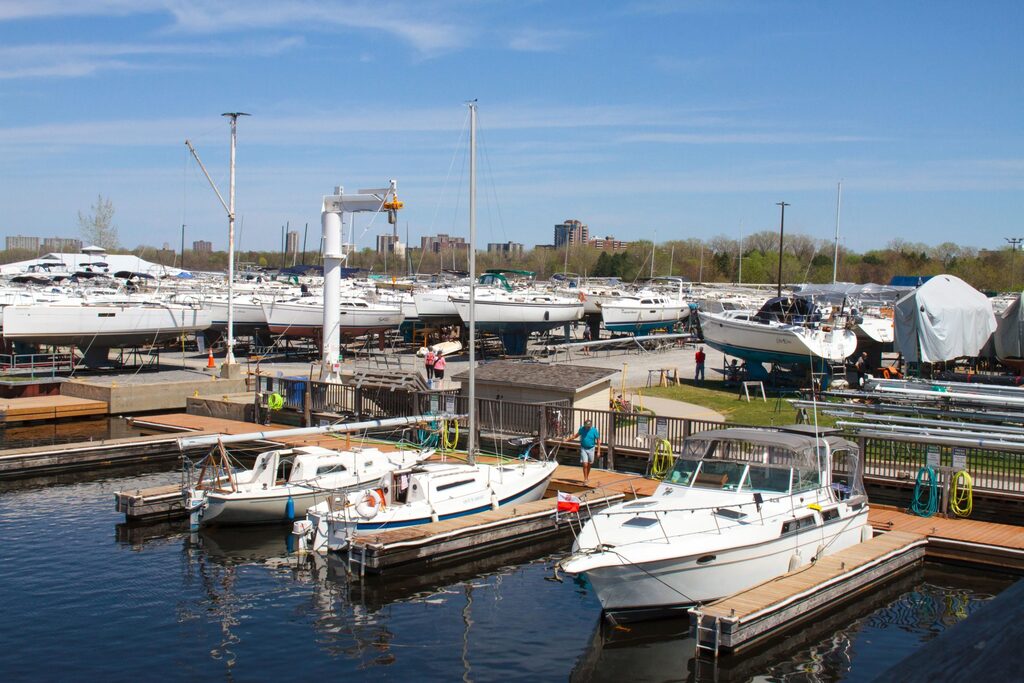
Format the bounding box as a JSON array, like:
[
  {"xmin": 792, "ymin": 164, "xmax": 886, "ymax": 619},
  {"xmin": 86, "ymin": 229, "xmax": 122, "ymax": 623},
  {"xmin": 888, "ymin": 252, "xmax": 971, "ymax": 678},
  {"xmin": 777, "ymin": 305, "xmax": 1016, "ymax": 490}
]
[{"xmin": 0, "ymin": 0, "xmax": 1020, "ymax": 254}]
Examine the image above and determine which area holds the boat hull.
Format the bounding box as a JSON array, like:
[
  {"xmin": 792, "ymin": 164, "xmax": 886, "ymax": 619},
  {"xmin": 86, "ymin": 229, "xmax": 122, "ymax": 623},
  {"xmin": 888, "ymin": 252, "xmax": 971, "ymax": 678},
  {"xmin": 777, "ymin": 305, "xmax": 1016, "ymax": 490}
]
[
  {"xmin": 698, "ymin": 311, "xmax": 857, "ymax": 366},
  {"xmin": 2, "ymin": 303, "xmax": 211, "ymax": 346}
]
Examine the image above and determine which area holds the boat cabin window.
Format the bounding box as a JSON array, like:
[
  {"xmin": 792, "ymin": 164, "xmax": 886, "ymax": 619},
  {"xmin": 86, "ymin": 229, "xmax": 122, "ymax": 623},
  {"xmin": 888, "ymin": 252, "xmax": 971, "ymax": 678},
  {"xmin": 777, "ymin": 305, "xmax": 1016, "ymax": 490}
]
[
  {"xmin": 746, "ymin": 465, "xmax": 792, "ymax": 493},
  {"xmin": 695, "ymin": 460, "xmax": 747, "ymax": 490},
  {"xmin": 781, "ymin": 516, "xmax": 817, "ymax": 535},
  {"xmin": 792, "ymin": 467, "xmax": 821, "ymax": 493},
  {"xmin": 436, "ymin": 478, "xmax": 476, "ymax": 493},
  {"xmin": 666, "ymin": 457, "xmax": 699, "ymax": 486},
  {"xmin": 316, "ymin": 463, "xmax": 347, "ymax": 476}
]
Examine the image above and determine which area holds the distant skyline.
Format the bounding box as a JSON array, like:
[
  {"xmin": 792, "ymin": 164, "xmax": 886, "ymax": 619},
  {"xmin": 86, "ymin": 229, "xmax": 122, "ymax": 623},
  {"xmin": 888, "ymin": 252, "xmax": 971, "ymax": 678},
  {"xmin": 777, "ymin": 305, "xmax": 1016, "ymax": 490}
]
[{"xmin": 0, "ymin": 1, "xmax": 1020, "ymax": 254}]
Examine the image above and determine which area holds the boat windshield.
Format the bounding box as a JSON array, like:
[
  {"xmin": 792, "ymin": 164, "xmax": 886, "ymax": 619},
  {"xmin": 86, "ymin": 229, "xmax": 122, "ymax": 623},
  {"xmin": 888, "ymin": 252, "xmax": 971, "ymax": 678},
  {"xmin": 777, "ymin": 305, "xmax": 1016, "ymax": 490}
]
[{"xmin": 663, "ymin": 434, "xmax": 823, "ymax": 494}]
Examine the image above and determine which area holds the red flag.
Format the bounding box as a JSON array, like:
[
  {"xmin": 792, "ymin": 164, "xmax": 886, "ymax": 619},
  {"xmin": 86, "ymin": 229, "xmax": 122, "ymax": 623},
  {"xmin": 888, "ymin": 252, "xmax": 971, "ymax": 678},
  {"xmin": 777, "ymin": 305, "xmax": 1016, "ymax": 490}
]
[{"xmin": 557, "ymin": 491, "xmax": 581, "ymax": 513}]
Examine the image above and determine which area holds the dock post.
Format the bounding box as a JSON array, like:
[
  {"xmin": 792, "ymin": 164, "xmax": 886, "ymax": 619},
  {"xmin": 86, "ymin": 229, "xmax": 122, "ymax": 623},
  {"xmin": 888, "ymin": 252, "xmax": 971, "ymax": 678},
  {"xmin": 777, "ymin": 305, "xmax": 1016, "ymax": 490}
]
[
  {"xmin": 303, "ymin": 383, "xmax": 312, "ymax": 427},
  {"xmin": 538, "ymin": 406, "xmax": 549, "ymax": 459},
  {"xmin": 606, "ymin": 414, "xmax": 616, "ymax": 471}
]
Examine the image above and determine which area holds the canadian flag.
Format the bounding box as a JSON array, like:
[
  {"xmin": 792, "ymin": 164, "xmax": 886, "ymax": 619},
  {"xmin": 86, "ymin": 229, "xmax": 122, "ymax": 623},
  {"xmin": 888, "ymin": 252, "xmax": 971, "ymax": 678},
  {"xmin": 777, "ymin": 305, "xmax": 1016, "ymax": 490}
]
[{"xmin": 557, "ymin": 491, "xmax": 581, "ymax": 513}]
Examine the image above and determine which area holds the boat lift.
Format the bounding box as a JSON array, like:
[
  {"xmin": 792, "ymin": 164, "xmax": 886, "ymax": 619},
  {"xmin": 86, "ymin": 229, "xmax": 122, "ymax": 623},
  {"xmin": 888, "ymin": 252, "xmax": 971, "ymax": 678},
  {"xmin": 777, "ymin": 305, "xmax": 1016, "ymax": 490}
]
[{"xmin": 320, "ymin": 182, "xmax": 403, "ymax": 382}]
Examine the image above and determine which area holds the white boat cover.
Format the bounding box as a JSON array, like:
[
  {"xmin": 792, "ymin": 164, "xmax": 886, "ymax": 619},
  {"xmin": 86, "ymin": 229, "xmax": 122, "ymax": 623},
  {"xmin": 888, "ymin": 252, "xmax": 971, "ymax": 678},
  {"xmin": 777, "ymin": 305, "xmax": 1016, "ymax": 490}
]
[
  {"xmin": 894, "ymin": 274, "xmax": 996, "ymax": 363},
  {"xmin": 993, "ymin": 293, "xmax": 1024, "ymax": 362}
]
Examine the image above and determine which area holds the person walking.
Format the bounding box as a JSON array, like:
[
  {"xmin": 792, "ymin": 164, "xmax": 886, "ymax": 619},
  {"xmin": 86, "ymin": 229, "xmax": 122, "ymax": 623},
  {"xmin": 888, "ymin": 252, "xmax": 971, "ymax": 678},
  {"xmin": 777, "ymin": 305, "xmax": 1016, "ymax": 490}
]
[
  {"xmin": 569, "ymin": 418, "xmax": 600, "ymax": 483},
  {"xmin": 432, "ymin": 353, "xmax": 447, "ymax": 380},
  {"xmin": 694, "ymin": 346, "xmax": 706, "ymax": 382},
  {"xmin": 424, "ymin": 348, "xmax": 436, "ymax": 380},
  {"xmin": 582, "ymin": 326, "xmax": 592, "ymax": 356},
  {"xmin": 854, "ymin": 351, "xmax": 868, "ymax": 388}
]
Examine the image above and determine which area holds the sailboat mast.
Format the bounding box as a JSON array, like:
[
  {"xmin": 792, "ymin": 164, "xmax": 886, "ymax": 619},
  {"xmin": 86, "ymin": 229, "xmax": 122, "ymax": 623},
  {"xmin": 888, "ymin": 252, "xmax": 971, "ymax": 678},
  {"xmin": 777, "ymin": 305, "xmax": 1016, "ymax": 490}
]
[
  {"xmin": 832, "ymin": 181, "xmax": 842, "ymax": 284},
  {"xmin": 468, "ymin": 101, "xmax": 477, "ymax": 465}
]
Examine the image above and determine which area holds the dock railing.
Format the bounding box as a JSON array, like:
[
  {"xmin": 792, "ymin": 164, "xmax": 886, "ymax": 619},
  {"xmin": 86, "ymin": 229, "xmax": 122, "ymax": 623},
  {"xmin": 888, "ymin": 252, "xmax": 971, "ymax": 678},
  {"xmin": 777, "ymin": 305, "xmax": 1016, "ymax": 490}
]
[{"xmin": 251, "ymin": 375, "xmax": 1024, "ymax": 497}]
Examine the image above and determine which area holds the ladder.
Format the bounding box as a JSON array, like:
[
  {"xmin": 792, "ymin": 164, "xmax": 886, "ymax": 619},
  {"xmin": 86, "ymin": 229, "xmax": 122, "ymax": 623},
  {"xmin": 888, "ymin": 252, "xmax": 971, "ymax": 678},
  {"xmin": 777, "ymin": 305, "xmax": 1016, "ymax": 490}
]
[
  {"xmin": 693, "ymin": 611, "xmax": 721, "ymax": 658},
  {"xmin": 347, "ymin": 540, "xmax": 369, "ymax": 579}
]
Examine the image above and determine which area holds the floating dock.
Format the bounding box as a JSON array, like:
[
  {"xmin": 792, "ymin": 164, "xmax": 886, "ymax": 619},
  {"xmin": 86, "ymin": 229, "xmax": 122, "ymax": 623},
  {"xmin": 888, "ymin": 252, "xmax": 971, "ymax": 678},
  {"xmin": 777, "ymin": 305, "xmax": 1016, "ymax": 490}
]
[
  {"xmin": 691, "ymin": 530, "xmax": 927, "ymax": 655},
  {"xmin": 0, "ymin": 395, "xmax": 107, "ymax": 424},
  {"xmin": 346, "ymin": 489, "xmax": 625, "ymax": 574}
]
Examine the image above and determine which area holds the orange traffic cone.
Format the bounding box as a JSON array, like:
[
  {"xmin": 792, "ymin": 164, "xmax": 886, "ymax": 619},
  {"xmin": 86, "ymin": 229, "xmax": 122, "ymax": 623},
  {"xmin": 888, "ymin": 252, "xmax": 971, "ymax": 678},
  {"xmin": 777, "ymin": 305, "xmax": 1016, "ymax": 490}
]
[{"xmin": 207, "ymin": 348, "xmax": 215, "ymax": 369}]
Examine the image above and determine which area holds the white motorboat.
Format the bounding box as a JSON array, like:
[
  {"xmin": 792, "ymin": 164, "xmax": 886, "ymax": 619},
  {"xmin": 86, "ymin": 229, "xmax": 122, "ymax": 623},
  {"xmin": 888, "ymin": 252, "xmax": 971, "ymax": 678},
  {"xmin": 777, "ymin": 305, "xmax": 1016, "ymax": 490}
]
[
  {"xmin": 560, "ymin": 427, "xmax": 870, "ymax": 613},
  {"xmin": 186, "ymin": 444, "xmax": 433, "ymax": 526},
  {"xmin": 261, "ymin": 295, "xmax": 404, "ymax": 339},
  {"xmin": 599, "ymin": 289, "xmax": 689, "ymax": 334},
  {"xmin": 698, "ymin": 296, "xmax": 857, "ymax": 368},
  {"xmin": 298, "ymin": 458, "xmax": 558, "ymax": 552}
]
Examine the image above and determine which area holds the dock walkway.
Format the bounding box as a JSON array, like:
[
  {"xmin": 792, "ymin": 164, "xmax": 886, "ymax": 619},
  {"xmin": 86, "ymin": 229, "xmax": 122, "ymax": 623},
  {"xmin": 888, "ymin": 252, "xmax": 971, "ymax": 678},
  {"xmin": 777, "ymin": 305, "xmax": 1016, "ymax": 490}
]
[
  {"xmin": 692, "ymin": 530, "xmax": 927, "ymax": 654},
  {"xmin": 0, "ymin": 395, "xmax": 107, "ymax": 424}
]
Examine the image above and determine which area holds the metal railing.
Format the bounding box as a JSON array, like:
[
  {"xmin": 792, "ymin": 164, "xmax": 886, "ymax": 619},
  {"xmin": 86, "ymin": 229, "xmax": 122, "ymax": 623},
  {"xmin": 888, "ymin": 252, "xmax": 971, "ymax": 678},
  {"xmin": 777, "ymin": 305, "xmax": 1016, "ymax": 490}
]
[{"xmin": 0, "ymin": 352, "xmax": 77, "ymax": 378}]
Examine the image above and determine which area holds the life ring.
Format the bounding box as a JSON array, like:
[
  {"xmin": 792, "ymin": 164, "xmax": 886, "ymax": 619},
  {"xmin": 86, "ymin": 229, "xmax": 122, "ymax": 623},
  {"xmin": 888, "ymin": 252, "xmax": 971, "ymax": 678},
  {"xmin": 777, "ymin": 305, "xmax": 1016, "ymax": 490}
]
[
  {"xmin": 578, "ymin": 291, "xmax": 587, "ymax": 302},
  {"xmin": 355, "ymin": 488, "xmax": 384, "ymax": 519},
  {"xmin": 267, "ymin": 393, "xmax": 284, "ymax": 411}
]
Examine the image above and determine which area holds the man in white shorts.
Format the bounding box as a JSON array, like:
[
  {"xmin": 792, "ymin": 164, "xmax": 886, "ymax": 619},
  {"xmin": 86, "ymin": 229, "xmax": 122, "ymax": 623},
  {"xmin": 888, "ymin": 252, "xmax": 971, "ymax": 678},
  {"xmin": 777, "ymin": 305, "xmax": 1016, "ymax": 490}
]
[{"xmin": 569, "ymin": 419, "xmax": 601, "ymax": 483}]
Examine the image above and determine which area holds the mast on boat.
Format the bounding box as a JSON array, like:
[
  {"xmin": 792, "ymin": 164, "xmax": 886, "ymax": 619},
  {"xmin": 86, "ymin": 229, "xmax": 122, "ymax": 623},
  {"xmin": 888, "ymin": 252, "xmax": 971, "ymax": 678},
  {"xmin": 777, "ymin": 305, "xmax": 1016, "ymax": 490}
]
[
  {"xmin": 468, "ymin": 100, "xmax": 478, "ymax": 465},
  {"xmin": 832, "ymin": 181, "xmax": 842, "ymax": 284}
]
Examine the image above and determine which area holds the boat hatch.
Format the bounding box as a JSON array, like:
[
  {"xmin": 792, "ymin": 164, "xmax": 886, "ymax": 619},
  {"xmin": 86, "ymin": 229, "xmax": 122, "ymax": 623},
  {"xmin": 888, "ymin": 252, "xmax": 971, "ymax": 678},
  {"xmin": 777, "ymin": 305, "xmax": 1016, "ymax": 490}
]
[
  {"xmin": 623, "ymin": 501, "xmax": 658, "ymax": 509},
  {"xmin": 622, "ymin": 517, "xmax": 659, "ymax": 528},
  {"xmin": 713, "ymin": 507, "xmax": 747, "ymax": 520},
  {"xmin": 316, "ymin": 464, "xmax": 347, "ymax": 476}
]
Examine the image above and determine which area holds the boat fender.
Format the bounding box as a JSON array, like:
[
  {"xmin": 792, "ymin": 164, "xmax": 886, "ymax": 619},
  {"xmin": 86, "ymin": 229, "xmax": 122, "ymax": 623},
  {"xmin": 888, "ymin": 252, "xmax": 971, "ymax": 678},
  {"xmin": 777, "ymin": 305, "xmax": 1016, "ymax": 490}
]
[
  {"xmin": 430, "ymin": 507, "xmax": 439, "ymax": 523},
  {"xmin": 286, "ymin": 496, "xmax": 295, "ymax": 520},
  {"xmin": 816, "ymin": 544, "xmax": 826, "ymax": 561},
  {"xmin": 490, "ymin": 491, "xmax": 500, "ymax": 510},
  {"xmin": 861, "ymin": 525, "xmax": 873, "ymax": 543},
  {"xmin": 788, "ymin": 550, "xmax": 803, "ymax": 572},
  {"xmin": 355, "ymin": 489, "xmax": 383, "ymax": 519}
]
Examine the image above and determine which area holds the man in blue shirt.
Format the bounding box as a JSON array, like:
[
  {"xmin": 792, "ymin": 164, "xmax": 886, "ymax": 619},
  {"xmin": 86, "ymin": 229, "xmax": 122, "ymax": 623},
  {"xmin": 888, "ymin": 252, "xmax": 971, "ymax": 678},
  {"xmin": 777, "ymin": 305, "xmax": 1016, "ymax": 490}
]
[{"xmin": 569, "ymin": 419, "xmax": 600, "ymax": 483}]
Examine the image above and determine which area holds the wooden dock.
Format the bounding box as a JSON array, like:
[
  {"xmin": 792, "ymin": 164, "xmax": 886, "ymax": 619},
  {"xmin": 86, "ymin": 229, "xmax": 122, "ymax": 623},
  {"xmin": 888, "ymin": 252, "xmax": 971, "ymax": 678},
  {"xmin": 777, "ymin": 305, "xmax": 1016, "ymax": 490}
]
[
  {"xmin": 691, "ymin": 530, "xmax": 928, "ymax": 655},
  {"xmin": 871, "ymin": 504, "xmax": 1024, "ymax": 571},
  {"xmin": 346, "ymin": 489, "xmax": 625, "ymax": 574},
  {"xmin": 0, "ymin": 395, "xmax": 107, "ymax": 424}
]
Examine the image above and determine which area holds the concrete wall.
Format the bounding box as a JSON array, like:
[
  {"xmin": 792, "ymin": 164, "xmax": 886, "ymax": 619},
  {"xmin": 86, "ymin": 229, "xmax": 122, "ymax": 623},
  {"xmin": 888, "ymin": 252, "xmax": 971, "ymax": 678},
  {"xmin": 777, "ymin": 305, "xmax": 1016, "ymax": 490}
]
[
  {"xmin": 186, "ymin": 394, "xmax": 254, "ymax": 422},
  {"xmin": 62, "ymin": 376, "xmax": 248, "ymax": 414}
]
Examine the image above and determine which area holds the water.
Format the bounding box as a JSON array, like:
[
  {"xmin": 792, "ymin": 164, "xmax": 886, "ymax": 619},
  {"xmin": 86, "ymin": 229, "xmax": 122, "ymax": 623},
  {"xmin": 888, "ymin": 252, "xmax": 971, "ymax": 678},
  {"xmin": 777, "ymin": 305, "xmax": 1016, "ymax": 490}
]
[
  {"xmin": 0, "ymin": 416, "xmax": 146, "ymax": 450},
  {"xmin": 0, "ymin": 468, "xmax": 1014, "ymax": 682}
]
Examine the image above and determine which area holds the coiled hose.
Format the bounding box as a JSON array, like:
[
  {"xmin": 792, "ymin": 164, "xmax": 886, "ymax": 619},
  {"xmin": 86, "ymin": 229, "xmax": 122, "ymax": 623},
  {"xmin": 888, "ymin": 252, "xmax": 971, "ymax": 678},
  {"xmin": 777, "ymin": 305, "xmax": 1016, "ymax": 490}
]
[
  {"xmin": 950, "ymin": 470, "xmax": 973, "ymax": 518},
  {"xmin": 910, "ymin": 465, "xmax": 939, "ymax": 517},
  {"xmin": 442, "ymin": 418, "xmax": 459, "ymax": 451},
  {"xmin": 651, "ymin": 439, "xmax": 674, "ymax": 480}
]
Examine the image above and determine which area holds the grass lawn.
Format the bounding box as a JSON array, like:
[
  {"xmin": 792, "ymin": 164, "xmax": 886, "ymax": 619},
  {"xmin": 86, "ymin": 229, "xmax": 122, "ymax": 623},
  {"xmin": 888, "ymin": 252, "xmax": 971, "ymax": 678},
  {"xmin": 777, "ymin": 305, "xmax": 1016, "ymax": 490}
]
[{"xmin": 640, "ymin": 380, "xmax": 838, "ymax": 428}]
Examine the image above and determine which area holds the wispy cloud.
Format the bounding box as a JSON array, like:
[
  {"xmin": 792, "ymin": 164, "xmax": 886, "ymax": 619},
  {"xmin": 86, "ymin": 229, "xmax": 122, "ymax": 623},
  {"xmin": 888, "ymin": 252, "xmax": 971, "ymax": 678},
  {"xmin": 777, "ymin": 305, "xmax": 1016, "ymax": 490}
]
[
  {"xmin": 619, "ymin": 131, "xmax": 877, "ymax": 145},
  {"xmin": 507, "ymin": 28, "xmax": 583, "ymax": 52},
  {"xmin": 0, "ymin": 37, "xmax": 304, "ymax": 79}
]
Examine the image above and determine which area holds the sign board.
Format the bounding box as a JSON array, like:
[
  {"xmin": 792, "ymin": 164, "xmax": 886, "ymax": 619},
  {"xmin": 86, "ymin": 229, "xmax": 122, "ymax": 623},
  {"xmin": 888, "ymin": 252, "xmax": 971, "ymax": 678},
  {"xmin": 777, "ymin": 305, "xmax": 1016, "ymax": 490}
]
[
  {"xmin": 429, "ymin": 394, "xmax": 440, "ymax": 414},
  {"xmin": 952, "ymin": 447, "xmax": 968, "ymax": 470},
  {"xmin": 444, "ymin": 395, "xmax": 457, "ymax": 414},
  {"xmin": 925, "ymin": 445, "xmax": 941, "ymax": 468},
  {"xmin": 637, "ymin": 415, "xmax": 650, "ymax": 438},
  {"xmin": 655, "ymin": 417, "xmax": 669, "ymax": 438}
]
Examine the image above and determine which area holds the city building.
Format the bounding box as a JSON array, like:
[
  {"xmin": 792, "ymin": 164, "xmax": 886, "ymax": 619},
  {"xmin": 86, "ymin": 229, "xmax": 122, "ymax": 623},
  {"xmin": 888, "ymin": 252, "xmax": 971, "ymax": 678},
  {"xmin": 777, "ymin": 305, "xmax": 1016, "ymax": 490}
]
[
  {"xmin": 421, "ymin": 233, "xmax": 470, "ymax": 254},
  {"xmin": 286, "ymin": 230, "xmax": 300, "ymax": 256},
  {"xmin": 554, "ymin": 219, "xmax": 589, "ymax": 248},
  {"xmin": 42, "ymin": 237, "xmax": 82, "ymax": 252},
  {"xmin": 5, "ymin": 235, "xmax": 39, "ymax": 251},
  {"xmin": 589, "ymin": 236, "xmax": 630, "ymax": 251},
  {"xmin": 487, "ymin": 242, "xmax": 524, "ymax": 257},
  {"xmin": 193, "ymin": 240, "xmax": 213, "ymax": 252},
  {"xmin": 376, "ymin": 234, "xmax": 406, "ymax": 257}
]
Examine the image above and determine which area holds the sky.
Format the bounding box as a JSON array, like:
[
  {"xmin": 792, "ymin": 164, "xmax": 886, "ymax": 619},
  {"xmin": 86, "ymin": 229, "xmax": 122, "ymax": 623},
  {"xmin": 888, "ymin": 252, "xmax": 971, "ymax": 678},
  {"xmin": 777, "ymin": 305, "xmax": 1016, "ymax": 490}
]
[{"xmin": 0, "ymin": 0, "xmax": 1021, "ymax": 254}]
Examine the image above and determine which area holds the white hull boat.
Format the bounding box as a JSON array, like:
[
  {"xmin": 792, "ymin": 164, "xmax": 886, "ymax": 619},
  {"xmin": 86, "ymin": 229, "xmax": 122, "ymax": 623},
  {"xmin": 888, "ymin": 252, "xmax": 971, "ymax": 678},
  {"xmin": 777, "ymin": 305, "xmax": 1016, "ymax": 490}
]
[
  {"xmin": 2, "ymin": 300, "xmax": 211, "ymax": 347},
  {"xmin": 261, "ymin": 297, "xmax": 404, "ymax": 338},
  {"xmin": 450, "ymin": 289, "xmax": 584, "ymax": 334},
  {"xmin": 600, "ymin": 292, "xmax": 689, "ymax": 334},
  {"xmin": 699, "ymin": 307, "xmax": 857, "ymax": 368},
  {"xmin": 298, "ymin": 459, "xmax": 558, "ymax": 552},
  {"xmin": 187, "ymin": 445, "xmax": 433, "ymax": 527},
  {"xmin": 413, "ymin": 287, "xmax": 462, "ymax": 321},
  {"xmin": 561, "ymin": 427, "xmax": 870, "ymax": 613}
]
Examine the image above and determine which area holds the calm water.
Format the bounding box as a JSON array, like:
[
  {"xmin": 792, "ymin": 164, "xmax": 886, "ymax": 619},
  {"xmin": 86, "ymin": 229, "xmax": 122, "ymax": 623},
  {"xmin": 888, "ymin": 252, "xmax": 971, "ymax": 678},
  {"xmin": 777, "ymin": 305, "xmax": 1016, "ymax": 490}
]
[
  {"xmin": 0, "ymin": 467, "xmax": 1014, "ymax": 682},
  {"xmin": 0, "ymin": 416, "xmax": 146, "ymax": 449}
]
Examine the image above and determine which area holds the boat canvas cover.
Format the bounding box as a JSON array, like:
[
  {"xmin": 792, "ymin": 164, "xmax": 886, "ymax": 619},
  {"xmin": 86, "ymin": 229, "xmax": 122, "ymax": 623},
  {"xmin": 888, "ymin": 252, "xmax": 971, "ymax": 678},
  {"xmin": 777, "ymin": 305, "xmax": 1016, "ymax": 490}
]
[
  {"xmin": 894, "ymin": 274, "xmax": 996, "ymax": 363},
  {"xmin": 993, "ymin": 292, "xmax": 1024, "ymax": 361}
]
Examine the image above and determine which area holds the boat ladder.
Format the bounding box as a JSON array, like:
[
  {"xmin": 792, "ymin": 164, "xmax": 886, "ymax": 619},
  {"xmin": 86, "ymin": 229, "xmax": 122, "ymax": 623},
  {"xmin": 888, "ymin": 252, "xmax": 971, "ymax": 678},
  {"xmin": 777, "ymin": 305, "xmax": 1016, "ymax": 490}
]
[
  {"xmin": 347, "ymin": 540, "xmax": 369, "ymax": 578},
  {"xmin": 693, "ymin": 610, "xmax": 721, "ymax": 658}
]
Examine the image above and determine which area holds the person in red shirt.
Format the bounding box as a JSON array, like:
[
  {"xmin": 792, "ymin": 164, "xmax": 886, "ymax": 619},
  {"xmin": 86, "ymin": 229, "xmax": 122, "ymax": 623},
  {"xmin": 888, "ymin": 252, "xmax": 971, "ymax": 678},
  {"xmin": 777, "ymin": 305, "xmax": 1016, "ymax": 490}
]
[
  {"xmin": 695, "ymin": 346, "xmax": 706, "ymax": 381},
  {"xmin": 424, "ymin": 349, "xmax": 436, "ymax": 380},
  {"xmin": 433, "ymin": 353, "xmax": 447, "ymax": 380}
]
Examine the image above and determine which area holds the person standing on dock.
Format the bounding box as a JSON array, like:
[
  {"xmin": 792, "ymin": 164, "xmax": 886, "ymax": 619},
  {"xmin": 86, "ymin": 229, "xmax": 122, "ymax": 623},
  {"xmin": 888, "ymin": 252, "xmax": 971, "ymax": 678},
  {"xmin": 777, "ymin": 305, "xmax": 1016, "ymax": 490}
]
[
  {"xmin": 432, "ymin": 353, "xmax": 447, "ymax": 381},
  {"xmin": 424, "ymin": 348, "xmax": 436, "ymax": 380},
  {"xmin": 694, "ymin": 346, "xmax": 706, "ymax": 382},
  {"xmin": 854, "ymin": 351, "xmax": 868, "ymax": 388},
  {"xmin": 569, "ymin": 419, "xmax": 600, "ymax": 483}
]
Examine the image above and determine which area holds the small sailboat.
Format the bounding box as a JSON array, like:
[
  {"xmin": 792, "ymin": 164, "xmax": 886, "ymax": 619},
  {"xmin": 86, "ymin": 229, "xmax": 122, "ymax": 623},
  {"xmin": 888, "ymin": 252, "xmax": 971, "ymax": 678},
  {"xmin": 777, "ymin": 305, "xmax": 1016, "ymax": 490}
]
[{"xmin": 186, "ymin": 444, "xmax": 433, "ymax": 527}]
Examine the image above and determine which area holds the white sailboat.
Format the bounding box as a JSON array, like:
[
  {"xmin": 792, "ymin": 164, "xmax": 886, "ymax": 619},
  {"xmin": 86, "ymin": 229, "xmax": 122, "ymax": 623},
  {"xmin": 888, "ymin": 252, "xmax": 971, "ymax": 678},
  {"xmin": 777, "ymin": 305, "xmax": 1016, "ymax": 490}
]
[
  {"xmin": 261, "ymin": 295, "xmax": 404, "ymax": 339},
  {"xmin": 560, "ymin": 427, "xmax": 870, "ymax": 613}
]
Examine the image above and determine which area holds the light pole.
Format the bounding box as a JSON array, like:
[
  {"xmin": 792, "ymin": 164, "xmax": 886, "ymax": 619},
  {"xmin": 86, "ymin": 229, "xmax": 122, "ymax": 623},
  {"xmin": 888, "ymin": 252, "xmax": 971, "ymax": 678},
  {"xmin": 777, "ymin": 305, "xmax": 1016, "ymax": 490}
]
[
  {"xmin": 1007, "ymin": 237, "xmax": 1024, "ymax": 291},
  {"xmin": 776, "ymin": 201, "xmax": 790, "ymax": 299}
]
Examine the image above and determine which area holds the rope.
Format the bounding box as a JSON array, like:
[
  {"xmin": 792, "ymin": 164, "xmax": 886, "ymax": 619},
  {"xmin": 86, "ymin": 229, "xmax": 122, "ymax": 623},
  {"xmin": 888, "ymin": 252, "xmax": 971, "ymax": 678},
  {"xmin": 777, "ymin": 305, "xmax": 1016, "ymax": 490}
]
[
  {"xmin": 442, "ymin": 418, "xmax": 460, "ymax": 451},
  {"xmin": 909, "ymin": 466, "xmax": 939, "ymax": 517},
  {"xmin": 950, "ymin": 469, "xmax": 973, "ymax": 518}
]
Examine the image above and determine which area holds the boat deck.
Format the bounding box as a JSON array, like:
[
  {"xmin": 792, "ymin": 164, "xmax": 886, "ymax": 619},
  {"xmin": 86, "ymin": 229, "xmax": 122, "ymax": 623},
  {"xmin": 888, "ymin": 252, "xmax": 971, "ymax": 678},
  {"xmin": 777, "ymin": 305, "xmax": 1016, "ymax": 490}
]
[{"xmin": 0, "ymin": 395, "xmax": 107, "ymax": 424}]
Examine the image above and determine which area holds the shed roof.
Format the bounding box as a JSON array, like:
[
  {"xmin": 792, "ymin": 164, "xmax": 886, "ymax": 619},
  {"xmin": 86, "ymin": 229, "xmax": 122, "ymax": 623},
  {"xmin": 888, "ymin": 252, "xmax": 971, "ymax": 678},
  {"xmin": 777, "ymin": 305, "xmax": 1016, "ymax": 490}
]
[{"xmin": 452, "ymin": 361, "xmax": 616, "ymax": 393}]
